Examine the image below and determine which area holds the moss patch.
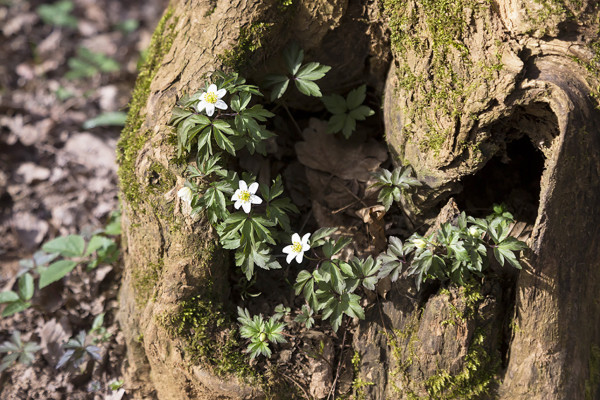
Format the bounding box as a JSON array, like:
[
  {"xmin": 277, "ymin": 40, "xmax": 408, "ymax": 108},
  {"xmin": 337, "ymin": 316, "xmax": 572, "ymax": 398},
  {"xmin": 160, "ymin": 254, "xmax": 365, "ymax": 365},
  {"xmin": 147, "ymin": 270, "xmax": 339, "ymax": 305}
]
[
  {"xmin": 133, "ymin": 259, "xmax": 164, "ymax": 305},
  {"xmin": 158, "ymin": 294, "xmax": 257, "ymax": 379},
  {"xmin": 117, "ymin": 7, "xmax": 177, "ymax": 209},
  {"xmin": 381, "ymin": 0, "xmax": 503, "ymax": 154},
  {"xmin": 219, "ymin": 22, "xmax": 275, "ymax": 71}
]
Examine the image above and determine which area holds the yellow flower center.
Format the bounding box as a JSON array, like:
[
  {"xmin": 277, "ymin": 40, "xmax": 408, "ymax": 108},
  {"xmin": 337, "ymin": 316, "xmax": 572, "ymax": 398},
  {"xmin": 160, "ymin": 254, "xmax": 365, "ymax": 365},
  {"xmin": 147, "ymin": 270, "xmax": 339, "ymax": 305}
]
[
  {"xmin": 239, "ymin": 190, "xmax": 251, "ymax": 202},
  {"xmin": 291, "ymin": 241, "xmax": 303, "ymax": 253},
  {"xmin": 205, "ymin": 91, "xmax": 218, "ymax": 104}
]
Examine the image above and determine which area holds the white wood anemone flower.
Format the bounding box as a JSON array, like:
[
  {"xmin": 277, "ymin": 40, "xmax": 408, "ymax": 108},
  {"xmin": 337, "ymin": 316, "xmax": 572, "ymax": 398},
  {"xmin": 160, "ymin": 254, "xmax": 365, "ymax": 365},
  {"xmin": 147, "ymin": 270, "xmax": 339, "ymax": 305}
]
[
  {"xmin": 195, "ymin": 84, "xmax": 227, "ymax": 116},
  {"xmin": 283, "ymin": 233, "xmax": 311, "ymax": 264},
  {"xmin": 231, "ymin": 180, "xmax": 262, "ymax": 213},
  {"xmin": 177, "ymin": 186, "xmax": 193, "ymax": 205}
]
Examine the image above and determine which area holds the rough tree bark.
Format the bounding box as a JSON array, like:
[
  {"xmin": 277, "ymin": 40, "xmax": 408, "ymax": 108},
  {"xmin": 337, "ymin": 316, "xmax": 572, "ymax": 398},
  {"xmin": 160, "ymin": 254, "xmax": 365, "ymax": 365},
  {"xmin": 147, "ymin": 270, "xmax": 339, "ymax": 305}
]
[{"xmin": 116, "ymin": 0, "xmax": 600, "ymax": 399}]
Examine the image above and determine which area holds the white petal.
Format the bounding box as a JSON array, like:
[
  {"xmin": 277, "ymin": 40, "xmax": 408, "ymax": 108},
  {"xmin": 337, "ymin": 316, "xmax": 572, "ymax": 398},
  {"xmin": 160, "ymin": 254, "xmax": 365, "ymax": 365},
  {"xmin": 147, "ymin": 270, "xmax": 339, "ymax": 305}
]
[
  {"xmin": 215, "ymin": 100, "xmax": 228, "ymax": 110},
  {"xmin": 291, "ymin": 233, "xmax": 301, "ymax": 243},
  {"xmin": 195, "ymin": 101, "xmax": 206, "ymax": 112},
  {"xmin": 238, "ymin": 180, "xmax": 248, "ymax": 191},
  {"xmin": 234, "ymin": 200, "xmax": 242, "ymax": 210},
  {"xmin": 286, "ymin": 253, "xmax": 296, "ymax": 264},
  {"xmin": 295, "ymin": 252, "xmax": 304, "ymax": 263},
  {"xmin": 205, "ymin": 104, "xmax": 215, "ymax": 116},
  {"xmin": 302, "ymin": 233, "xmax": 311, "ymax": 245},
  {"xmin": 282, "ymin": 245, "xmax": 293, "ymax": 255},
  {"xmin": 231, "ymin": 191, "xmax": 240, "ymax": 201},
  {"xmin": 248, "ymin": 182, "xmax": 259, "ymax": 194},
  {"xmin": 200, "ymin": 93, "xmax": 207, "ymax": 101},
  {"xmin": 208, "ymin": 84, "xmax": 217, "ymax": 93},
  {"xmin": 242, "ymin": 201, "xmax": 252, "ymax": 213},
  {"xmin": 216, "ymin": 88, "xmax": 227, "ymax": 98},
  {"xmin": 250, "ymin": 195, "xmax": 262, "ymax": 205},
  {"xmin": 302, "ymin": 242, "xmax": 310, "ymax": 252}
]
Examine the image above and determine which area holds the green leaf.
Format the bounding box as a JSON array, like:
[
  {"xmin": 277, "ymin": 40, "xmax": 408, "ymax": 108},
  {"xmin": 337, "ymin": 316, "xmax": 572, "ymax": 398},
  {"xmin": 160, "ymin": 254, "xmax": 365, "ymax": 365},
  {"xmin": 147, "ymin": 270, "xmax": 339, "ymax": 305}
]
[
  {"xmin": 263, "ymin": 74, "xmax": 289, "ymax": 101},
  {"xmin": 2, "ymin": 301, "xmax": 31, "ymax": 317},
  {"xmin": 18, "ymin": 274, "xmax": 34, "ymax": 301},
  {"xmin": 327, "ymin": 114, "xmax": 346, "ymax": 134},
  {"xmin": 0, "ymin": 291, "xmax": 19, "ymax": 304},
  {"xmin": 342, "ymin": 116, "xmax": 356, "ymax": 139},
  {"xmin": 295, "ymin": 62, "xmax": 331, "ymax": 81},
  {"xmin": 349, "ymin": 105, "xmax": 374, "ymax": 121},
  {"xmin": 212, "ymin": 126, "xmax": 236, "ymax": 155},
  {"xmin": 310, "ymin": 227, "xmax": 337, "ymax": 247},
  {"xmin": 39, "ymin": 260, "xmax": 78, "ymax": 289},
  {"xmin": 42, "ymin": 235, "xmax": 85, "ymax": 257},
  {"xmin": 283, "ymin": 43, "xmax": 303, "ymax": 75},
  {"xmin": 322, "ymin": 94, "xmax": 347, "ymax": 114},
  {"xmin": 346, "ymin": 84, "xmax": 367, "ymax": 110},
  {"xmin": 294, "ymin": 78, "xmax": 322, "ymax": 97},
  {"xmin": 83, "ymin": 112, "xmax": 127, "ymax": 129}
]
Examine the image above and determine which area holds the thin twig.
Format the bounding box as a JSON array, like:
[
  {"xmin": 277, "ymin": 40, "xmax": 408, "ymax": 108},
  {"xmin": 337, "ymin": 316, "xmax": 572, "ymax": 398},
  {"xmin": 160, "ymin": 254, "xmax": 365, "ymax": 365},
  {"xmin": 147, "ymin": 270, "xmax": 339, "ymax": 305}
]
[
  {"xmin": 280, "ymin": 371, "xmax": 311, "ymax": 399},
  {"xmin": 283, "ymin": 102, "xmax": 303, "ymax": 136}
]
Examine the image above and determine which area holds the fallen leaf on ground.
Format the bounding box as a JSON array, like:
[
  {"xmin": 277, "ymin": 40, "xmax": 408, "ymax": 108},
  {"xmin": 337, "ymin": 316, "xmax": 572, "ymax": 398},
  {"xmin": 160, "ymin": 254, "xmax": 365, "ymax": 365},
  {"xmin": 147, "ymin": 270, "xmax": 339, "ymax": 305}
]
[{"xmin": 295, "ymin": 118, "xmax": 387, "ymax": 182}]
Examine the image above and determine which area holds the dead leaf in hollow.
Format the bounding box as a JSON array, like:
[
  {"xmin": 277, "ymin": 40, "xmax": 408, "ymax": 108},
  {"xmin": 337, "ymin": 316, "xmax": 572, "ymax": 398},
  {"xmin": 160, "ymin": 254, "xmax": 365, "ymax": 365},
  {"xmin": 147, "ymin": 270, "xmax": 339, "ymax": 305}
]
[
  {"xmin": 295, "ymin": 118, "xmax": 387, "ymax": 182},
  {"xmin": 356, "ymin": 205, "xmax": 387, "ymax": 254}
]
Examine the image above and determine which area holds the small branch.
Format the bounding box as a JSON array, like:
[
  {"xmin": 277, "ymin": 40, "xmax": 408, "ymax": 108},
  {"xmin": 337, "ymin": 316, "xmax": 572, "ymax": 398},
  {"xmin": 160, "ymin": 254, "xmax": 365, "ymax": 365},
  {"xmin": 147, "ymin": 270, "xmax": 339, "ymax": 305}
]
[
  {"xmin": 327, "ymin": 319, "xmax": 349, "ymax": 400},
  {"xmin": 283, "ymin": 102, "xmax": 303, "ymax": 136}
]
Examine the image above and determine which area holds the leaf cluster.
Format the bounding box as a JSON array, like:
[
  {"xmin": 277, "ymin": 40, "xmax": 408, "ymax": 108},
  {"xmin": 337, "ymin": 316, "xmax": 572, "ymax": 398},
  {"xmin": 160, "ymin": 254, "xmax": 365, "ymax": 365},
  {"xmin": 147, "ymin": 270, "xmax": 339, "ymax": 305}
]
[
  {"xmin": 0, "ymin": 219, "xmax": 119, "ymax": 318},
  {"xmin": 169, "ymin": 71, "xmax": 273, "ymax": 161},
  {"xmin": 371, "ymin": 165, "xmax": 422, "ymax": 211},
  {"xmin": 263, "ymin": 43, "xmax": 331, "ymax": 101},
  {"xmin": 376, "ymin": 209, "xmax": 528, "ymax": 289},
  {"xmin": 0, "ymin": 331, "xmax": 41, "ymax": 372},
  {"xmin": 65, "ymin": 47, "xmax": 119, "ymax": 80},
  {"xmin": 294, "ymin": 230, "xmax": 382, "ymax": 332},
  {"xmin": 56, "ymin": 330, "xmax": 102, "ymax": 369},
  {"xmin": 37, "ymin": 1, "xmax": 78, "ymax": 28},
  {"xmin": 237, "ymin": 307, "xmax": 286, "ymax": 359},
  {"xmin": 322, "ymin": 85, "xmax": 374, "ymax": 138}
]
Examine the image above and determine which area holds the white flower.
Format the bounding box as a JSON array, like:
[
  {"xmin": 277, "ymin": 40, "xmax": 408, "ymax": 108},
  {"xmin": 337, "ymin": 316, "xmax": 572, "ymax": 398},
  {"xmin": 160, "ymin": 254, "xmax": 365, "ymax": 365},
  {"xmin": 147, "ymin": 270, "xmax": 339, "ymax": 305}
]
[
  {"xmin": 231, "ymin": 180, "xmax": 262, "ymax": 213},
  {"xmin": 412, "ymin": 238, "xmax": 427, "ymax": 249},
  {"xmin": 283, "ymin": 233, "xmax": 311, "ymax": 264},
  {"xmin": 468, "ymin": 226, "xmax": 481, "ymax": 237},
  {"xmin": 177, "ymin": 186, "xmax": 193, "ymax": 205},
  {"xmin": 195, "ymin": 84, "xmax": 227, "ymax": 117}
]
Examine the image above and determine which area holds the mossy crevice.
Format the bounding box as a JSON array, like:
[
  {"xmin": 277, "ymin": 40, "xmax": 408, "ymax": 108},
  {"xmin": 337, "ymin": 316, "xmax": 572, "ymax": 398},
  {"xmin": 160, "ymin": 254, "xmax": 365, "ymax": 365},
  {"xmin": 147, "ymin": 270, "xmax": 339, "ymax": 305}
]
[{"xmin": 117, "ymin": 7, "xmax": 177, "ymax": 209}]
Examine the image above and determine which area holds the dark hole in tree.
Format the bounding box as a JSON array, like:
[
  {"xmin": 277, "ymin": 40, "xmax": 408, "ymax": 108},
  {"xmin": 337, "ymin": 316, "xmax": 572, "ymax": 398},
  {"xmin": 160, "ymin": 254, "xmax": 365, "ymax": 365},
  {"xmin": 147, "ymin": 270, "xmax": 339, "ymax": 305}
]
[{"xmin": 455, "ymin": 135, "xmax": 545, "ymax": 224}]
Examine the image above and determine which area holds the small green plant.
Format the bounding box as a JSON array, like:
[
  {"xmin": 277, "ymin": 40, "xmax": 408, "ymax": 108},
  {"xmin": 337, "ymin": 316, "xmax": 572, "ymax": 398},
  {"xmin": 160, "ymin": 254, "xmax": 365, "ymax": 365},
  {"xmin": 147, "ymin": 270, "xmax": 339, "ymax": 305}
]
[
  {"xmin": 263, "ymin": 43, "xmax": 331, "ymax": 100},
  {"xmin": 108, "ymin": 379, "xmax": 125, "ymax": 391},
  {"xmin": 65, "ymin": 47, "xmax": 119, "ymax": 80},
  {"xmin": 294, "ymin": 304, "xmax": 314, "ymax": 329},
  {"xmin": 0, "ymin": 273, "xmax": 34, "ymax": 317},
  {"xmin": 0, "ymin": 212, "xmax": 120, "ymax": 318},
  {"xmin": 371, "ymin": 165, "xmax": 422, "ymax": 211},
  {"xmin": 322, "ymin": 84, "xmax": 374, "ymax": 138},
  {"xmin": 56, "ymin": 331, "xmax": 101, "ymax": 369},
  {"xmin": 89, "ymin": 313, "xmax": 112, "ymax": 344},
  {"xmin": 83, "ymin": 111, "xmax": 128, "ymax": 129},
  {"xmin": 237, "ymin": 307, "xmax": 286, "ymax": 359},
  {"xmin": 0, "ymin": 331, "xmax": 41, "ymax": 372},
  {"xmin": 37, "ymin": 1, "xmax": 78, "ymax": 29}
]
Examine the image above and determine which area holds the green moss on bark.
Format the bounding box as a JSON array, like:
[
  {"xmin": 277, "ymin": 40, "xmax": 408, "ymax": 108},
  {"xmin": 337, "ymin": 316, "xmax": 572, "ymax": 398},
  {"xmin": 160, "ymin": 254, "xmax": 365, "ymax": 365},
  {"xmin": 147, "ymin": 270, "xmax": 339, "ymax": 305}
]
[{"xmin": 117, "ymin": 7, "xmax": 177, "ymax": 209}]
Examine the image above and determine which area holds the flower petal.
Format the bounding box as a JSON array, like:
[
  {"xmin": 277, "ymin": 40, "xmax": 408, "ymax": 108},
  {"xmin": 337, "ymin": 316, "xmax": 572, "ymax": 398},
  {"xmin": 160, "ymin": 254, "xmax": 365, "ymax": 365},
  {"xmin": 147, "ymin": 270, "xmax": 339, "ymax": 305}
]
[
  {"xmin": 195, "ymin": 101, "xmax": 206, "ymax": 112},
  {"xmin": 200, "ymin": 93, "xmax": 207, "ymax": 101},
  {"xmin": 295, "ymin": 252, "xmax": 304, "ymax": 263},
  {"xmin": 216, "ymin": 88, "xmax": 226, "ymax": 98},
  {"xmin": 234, "ymin": 200, "xmax": 242, "ymax": 210},
  {"xmin": 302, "ymin": 242, "xmax": 310, "ymax": 252},
  {"xmin": 215, "ymin": 100, "xmax": 228, "ymax": 110},
  {"xmin": 250, "ymin": 195, "xmax": 263, "ymax": 205},
  {"xmin": 291, "ymin": 233, "xmax": 301, "ymax": 243},
  {"xmin": 231, "ymin": 190, "xmax": 240, "ymax": 201},
  {"xmin": 242, "ymin": 201, "xmax": 252, "ymax": 213},
  {"xmin": 286, "ymin": 252, "xmax": 296, "ymax": 264},
  {"xmin": 282, "ymin": 245, "xmax": 293, "ymax": 255},
  {"xmin": 302, "ymin": 233, "xmax": 311, "ymax": 245},
  {"xmin": 238, "ymin": 180, "xmax": 248, "ymax": 191},
  {"xmin": 205, "ymin": 104, "xmax": 215, "ymax": 116},
  {"xmin": 248, "ymin": 182, "xmax": 259, "ymax": 194},
  {"xmin": 208, "ymin": 84, "xmax": 217, "ymax": 93}
]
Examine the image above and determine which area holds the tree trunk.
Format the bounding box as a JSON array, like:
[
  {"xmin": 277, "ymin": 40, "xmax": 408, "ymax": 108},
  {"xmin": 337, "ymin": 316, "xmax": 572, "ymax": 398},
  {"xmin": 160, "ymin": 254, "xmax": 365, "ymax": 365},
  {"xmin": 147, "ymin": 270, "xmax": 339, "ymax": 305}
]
[{"xmin": 116, "ymin": 0, "xmax": 600, "ymax": 399}]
